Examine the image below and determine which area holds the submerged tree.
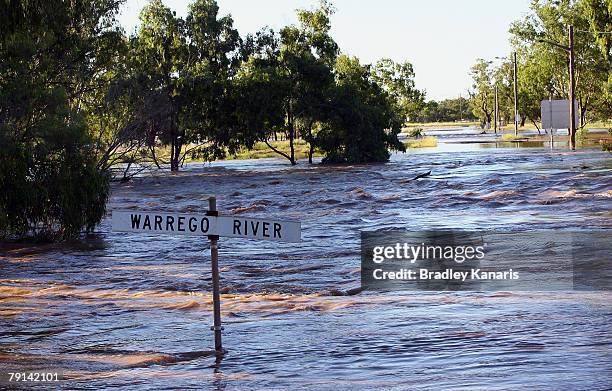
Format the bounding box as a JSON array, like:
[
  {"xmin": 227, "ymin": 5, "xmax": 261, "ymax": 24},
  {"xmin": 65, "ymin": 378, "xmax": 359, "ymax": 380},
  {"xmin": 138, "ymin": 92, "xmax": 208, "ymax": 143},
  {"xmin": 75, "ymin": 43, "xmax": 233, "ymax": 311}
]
[
  {"xmin": 316, "ymin": 55, "xmax": 406, "ymax": 163},
  {"xmin": 0, "ymin": 0, "xmax": 120, "ymax": 239},
  {"xmin": 130, "ymin": 0, "xmax": 241, "ymax": 171},
  {"xmin": 234, "ymin": 1, "xmax": 338, "ymax": 165}
]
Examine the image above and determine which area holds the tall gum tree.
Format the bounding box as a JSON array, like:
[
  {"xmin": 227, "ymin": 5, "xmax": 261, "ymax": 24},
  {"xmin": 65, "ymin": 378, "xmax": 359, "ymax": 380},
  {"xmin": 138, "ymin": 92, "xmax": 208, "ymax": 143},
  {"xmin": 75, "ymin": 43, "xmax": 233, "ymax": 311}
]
[
  {"xmin": 469, "ymin": 59, "xmax": 494, "ymax": 128},
  {"xmin": 234, "ymin": 0, "xmax": 338, "ymax": 165},
  {"xmin": 509, "ymin": 0, "xmax": 610, "ymax": 127},
  {"xmin": 132, "ymin": 0, "xmax": 185, "ymax": 171},
  {"xmin": 131, "ymin": 0, "xmax": 240, "ymax": 171}
]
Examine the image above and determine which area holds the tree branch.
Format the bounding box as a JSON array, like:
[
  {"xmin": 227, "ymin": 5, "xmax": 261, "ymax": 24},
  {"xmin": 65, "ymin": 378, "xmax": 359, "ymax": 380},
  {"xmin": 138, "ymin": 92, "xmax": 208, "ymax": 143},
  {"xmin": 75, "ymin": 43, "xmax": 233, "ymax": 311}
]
[{"xmin": 264, "ymin": 138, "xmax": 293, "ymax": 162}]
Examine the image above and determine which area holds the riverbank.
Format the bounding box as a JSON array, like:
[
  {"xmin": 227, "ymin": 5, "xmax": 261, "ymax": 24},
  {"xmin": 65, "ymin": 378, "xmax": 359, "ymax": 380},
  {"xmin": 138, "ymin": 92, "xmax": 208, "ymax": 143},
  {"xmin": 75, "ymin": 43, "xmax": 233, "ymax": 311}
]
[
  {"xmin": 118, "ymin": 122, "xmax": 612, "ymax": 169},
  {"xmin": 404, "ymin": 120, "xmax": 612, "ymax": 132}
]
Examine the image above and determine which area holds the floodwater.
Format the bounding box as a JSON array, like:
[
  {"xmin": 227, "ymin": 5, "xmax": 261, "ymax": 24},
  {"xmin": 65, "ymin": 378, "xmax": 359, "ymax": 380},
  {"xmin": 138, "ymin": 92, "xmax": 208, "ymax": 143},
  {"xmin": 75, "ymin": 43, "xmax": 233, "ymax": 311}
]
[{"xmin": 1, "ymin": 139, "xmax": 611, "ymax": 390}]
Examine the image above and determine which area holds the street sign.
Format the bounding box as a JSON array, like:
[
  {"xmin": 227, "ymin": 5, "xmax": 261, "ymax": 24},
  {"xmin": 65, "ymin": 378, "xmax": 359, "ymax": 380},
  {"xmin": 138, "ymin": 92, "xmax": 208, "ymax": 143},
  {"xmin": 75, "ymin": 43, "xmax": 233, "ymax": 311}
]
[
  {"xmin": 112, "ymin": 198, "xmax": 302, "ymax": 354},
  {"xmin": 218, "ymin": 216, "xmax": 301, "ymax": 242},
  {"xmin": 541, "ymin": 99, "xmax": 579, "ymax": 130},
  {"xmin": 112, "ymin": 210, "xmax": 301, "ymax": 242}
]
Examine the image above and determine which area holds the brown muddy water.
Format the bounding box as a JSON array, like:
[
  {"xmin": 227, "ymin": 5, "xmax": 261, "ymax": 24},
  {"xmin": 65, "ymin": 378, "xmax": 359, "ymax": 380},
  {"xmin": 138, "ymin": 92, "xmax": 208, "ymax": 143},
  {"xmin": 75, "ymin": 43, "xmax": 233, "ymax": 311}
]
[{"xmin": 1, "ymin": 143, "xmax": 611, "ymax": 390}]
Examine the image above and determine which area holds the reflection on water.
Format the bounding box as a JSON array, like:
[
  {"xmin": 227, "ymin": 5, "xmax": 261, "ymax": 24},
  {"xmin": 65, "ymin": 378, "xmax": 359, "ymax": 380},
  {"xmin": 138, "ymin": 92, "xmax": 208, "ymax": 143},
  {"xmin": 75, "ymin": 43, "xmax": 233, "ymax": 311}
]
[{"xmin": 1, "ymin": 144, "xmax": 611, "ymax": 390}]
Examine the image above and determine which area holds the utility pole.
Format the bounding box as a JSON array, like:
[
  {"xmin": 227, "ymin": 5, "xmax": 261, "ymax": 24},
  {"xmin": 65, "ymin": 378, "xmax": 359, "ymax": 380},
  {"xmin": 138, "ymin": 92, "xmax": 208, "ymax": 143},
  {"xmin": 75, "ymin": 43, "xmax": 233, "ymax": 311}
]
[
  {"xmin": 537, "ymin": 24, "xmax": 577, "ymax": 150},
  {"xmin": 513, "ymin": 51, "xmax": 519, "ymax": 136},
  {"xmin": 568, "ymin": 25, "xmax": 576, "ymax": 150},
  {"xmin": 494, "ymin": 85, "xmax": 499, "ymax": 134}
]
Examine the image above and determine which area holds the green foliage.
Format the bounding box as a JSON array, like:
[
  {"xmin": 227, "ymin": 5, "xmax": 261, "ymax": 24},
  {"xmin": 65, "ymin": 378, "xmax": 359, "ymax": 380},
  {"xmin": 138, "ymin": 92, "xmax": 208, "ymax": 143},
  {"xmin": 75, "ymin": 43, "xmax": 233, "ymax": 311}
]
[
  {"xmin": 129, "ymin": 0, "xmax": 241, "ymax": 170},
  {"xmin": 0, "ymin": 0, "xmax": 438, "ymax": 241},
  {"xmin": 576, "ymin": 127, "xmax": 589, "ymax": 141},
  {"xmin": 0, "ymin": 118, "xmax": 110, "ymax": 240},
  {"xmin": 509, "ymin": 0, "xmax": 612, "ymax": 124},
  {"xmin": 469, "ymin": 59, "xmax": 495, "ymax": 127},
  {"xmin": 0, "ymin": 0, "xmax": 116, "ymax": 240},
  {"xmin": 372, "ymin": 58, "xmax": 425, "ymax": 122},
  {"xmin": 407, "ymin": 128, "xmax": 424, "ymax": 138},
  {"xmin": 414, "ymin": 97, "xmax": 475, "ymax": 123},
  {"xmin": 233, "ymin": 1, "xmax": 338, "ymax": 165},
  {"xmin": 315, "ymin": 55, "xmax": 405, "ymax": 163}
]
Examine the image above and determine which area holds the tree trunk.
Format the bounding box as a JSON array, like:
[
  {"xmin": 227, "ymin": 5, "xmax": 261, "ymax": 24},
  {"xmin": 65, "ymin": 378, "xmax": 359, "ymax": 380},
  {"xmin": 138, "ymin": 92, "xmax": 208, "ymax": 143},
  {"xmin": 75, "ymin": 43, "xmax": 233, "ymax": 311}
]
[
  {"xmin": 308, "ymin": 143, "xmax": 314, "ymax": 164},
  {"xmin": 287, "ymin": 102, "xmax": 296, "ymax": 165},
  {"xmin": 306, "ymin": 119, "xmax": 314, "ymax": 164},
  {"xmin": 150, "ymin": 144, "xmax": 162, "ymax": 170},
  {"xmin": 170, "ymin": 109, "xmax": 182, "ymax": 171},
  {"xmin": 170, "ymin": 135, "xmax": 177, "ymax": 172},
  {"xmin": 288, "ymin": 121, "xmax": 296, "ymax": 165},
  {"xmin": 484, "ymin": 112, "xmax": 492, "ymax": 130},
  {"xmin": 580, "ymin": 105, "xmax": 587, "ymax": 128},
  {"xmin": 170, "ymin": 139, "xmax": 181, "ymax": 172},
  {"xmin": 531, "ymin": 119, "xmax": 541, "ymax": 135}
]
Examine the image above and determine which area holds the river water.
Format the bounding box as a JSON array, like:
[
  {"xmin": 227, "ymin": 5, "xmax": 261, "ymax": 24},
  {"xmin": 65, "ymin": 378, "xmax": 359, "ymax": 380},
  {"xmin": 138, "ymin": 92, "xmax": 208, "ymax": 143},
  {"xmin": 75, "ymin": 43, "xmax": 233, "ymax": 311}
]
[{"xmin": 1, "ymin": 140, "xmax": 611, "ymax": 390}]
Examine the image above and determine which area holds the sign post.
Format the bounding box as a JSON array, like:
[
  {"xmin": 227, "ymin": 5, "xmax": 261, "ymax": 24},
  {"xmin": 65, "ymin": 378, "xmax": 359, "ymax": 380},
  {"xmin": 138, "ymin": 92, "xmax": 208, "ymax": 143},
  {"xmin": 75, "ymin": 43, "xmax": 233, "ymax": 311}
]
[
  {"xmin": 548, "ymin": 96, "xmax": 554, "ymax": 146},
  {"xmin": 111, "ymin": 199, "xmax": 301, "ymax": 354},
  {"xmin": 207, "ymin": 197, "xmax": 223, "ymax": 353}
]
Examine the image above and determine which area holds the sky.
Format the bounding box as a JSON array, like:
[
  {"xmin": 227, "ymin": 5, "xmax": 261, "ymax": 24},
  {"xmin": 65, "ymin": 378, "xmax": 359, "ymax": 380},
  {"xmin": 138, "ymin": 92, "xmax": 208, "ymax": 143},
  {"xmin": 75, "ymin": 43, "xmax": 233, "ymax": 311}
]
[{"xmin": 118, "ymin": 0, "xmax": 532, "ymax": 101}]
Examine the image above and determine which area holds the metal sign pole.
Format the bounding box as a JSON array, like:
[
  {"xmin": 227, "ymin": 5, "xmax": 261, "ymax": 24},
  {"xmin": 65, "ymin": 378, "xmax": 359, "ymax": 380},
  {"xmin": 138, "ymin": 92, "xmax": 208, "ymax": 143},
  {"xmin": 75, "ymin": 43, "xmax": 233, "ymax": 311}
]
[
  {"xmin": 549, "ymin": 95, "xmax": 554, "ymax": 147},
  {"xmin": 112, "ymin": 199, "xmax": 301, "ymax": 355},
  {"xmin": 207, "ymin": 196, "xmax": 223, "ymax": 354}
]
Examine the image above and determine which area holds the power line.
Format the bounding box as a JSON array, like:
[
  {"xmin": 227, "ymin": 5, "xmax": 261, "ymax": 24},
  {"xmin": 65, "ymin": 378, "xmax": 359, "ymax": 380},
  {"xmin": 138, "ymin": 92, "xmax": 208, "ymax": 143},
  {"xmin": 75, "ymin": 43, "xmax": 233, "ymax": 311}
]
[{"xmin": 575, "ymin": 28, "xmax": 612, "ymax": 35}]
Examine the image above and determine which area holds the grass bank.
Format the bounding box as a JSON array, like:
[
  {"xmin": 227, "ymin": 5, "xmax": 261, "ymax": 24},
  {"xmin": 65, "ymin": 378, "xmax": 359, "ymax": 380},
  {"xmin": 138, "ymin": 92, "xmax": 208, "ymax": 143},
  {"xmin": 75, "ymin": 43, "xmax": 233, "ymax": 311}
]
[
  {"xmin": 404, "ymin": 136, "xmax": 438, "ymax": 148},
  {"xmin": 404, "ymin": 121, "xmax": 479, "ymax": 129},
  {"xmin": 405, "ymin": 120, "xmax": 612, "ymax": 133},
  {"xmin": 223, "ymin": 139, "xmax": 321, "ymax": 161},
  {"xmin": 500, "ymin": 134, "xmax": 528, "ymax": 141}
]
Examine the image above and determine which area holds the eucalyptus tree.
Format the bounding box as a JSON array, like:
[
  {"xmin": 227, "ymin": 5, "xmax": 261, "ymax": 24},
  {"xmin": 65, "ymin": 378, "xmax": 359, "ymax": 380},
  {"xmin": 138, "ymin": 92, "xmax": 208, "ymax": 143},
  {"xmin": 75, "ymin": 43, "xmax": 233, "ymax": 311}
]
[
  {"xmin": 183, "ymin": 0, "xmax": 242, "ymax": 160},
  {"xmin": 234, "ymin": 1, "xmax": 338, "ymax": 165},
  {"xmin": 316, "ymin": 55, "xmax": 406, "ymax": 163},
  {"xmin": 509, "ymin": 0, "xmax": 610, "ymax": 126},
  {"xmin": 130, "ymin": 0, "xmax": 240, "ymax": 171},
  {"xmin": 130, "ymin": 0, "xmax": 186, "ymax": 171},
  {"xmin": 0, "ymin": 0, "xmax": 123, "ymax": 239},
  {"xmin": 469, "ymin": 59, "xmax": 495, "ymax": 128},
  {"xmin": 491, "ymin": 58, "xmax": 515, "ymax": 126},
  {"xmin": 372, "ymin": 58, "xmax": 425, "ymax": 123},
  {"xmin": 581, "ymin": 0, "xmax": 612, "ymax": 117}
]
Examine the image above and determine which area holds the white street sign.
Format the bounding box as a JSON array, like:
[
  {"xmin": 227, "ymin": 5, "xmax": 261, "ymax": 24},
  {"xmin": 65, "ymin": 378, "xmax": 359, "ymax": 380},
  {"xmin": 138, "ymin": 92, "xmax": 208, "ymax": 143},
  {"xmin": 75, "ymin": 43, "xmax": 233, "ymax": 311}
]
[
  {"xmin": 112, "ymin": 210, "xmax": 301, "ymax": 242},
  {"xmin": 541, "ymin": 99, "xmax": 579, "ymax": 130}
]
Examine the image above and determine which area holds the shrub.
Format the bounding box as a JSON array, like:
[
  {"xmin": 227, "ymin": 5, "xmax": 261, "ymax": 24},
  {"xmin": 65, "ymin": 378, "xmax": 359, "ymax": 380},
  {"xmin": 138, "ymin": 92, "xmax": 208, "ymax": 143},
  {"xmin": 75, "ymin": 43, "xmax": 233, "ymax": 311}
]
[
  {"xmin": 407, "ymin": 127, "xmax": 424, "ymax": 138},
  {"xmin": 576, "ymin": 127, "xmax": 589, "ymax": 142}
]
